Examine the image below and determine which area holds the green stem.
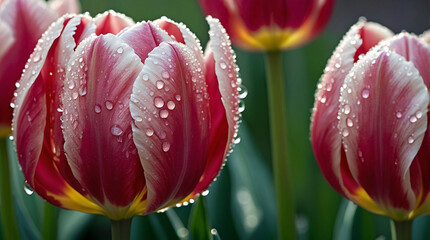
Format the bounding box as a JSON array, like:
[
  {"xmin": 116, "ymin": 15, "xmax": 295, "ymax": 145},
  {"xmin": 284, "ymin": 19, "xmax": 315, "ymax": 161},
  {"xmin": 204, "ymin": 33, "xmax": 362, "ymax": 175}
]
[
  {"xmin": 0, "ymin": 137, "xmax": 20, "ymax": 240},
  {"xmin": 43, "ymin": 202, "xmax": 59, "ymax": 240},
  {"xmin": 265, "ymin": 51, "xmax": 296, "ymax": 240},
  {"xmin": 111, "ymin": 218, "xmax": 133, "ymax": 240},
  {"xmin": 390, "ymin": 219, "xmax": 412, "ymax": 240}
]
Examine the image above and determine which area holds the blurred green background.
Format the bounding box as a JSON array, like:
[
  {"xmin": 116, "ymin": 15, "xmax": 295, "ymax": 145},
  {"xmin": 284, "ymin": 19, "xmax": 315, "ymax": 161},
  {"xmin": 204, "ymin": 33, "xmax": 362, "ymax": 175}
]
[{"xmin": 3, "ymin": 0, "xmax": 430, "ymax": 239}]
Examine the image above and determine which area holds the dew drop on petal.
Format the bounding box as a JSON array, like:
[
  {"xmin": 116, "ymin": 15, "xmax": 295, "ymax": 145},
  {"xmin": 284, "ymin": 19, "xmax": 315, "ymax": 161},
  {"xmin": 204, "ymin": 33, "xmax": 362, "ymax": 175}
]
[
  {"xmin": 219, "ymin": 61, "xmax": 227, "ymax": 69},
  {"xmin": 110, "ymin": 125, "xmax": 123, "ymax": 136},
  {"xmin": 342, "ymin": 128, "xmax": 349, "ymax": 137},
  {"xmin": 346, "ymin": 118, "xmax": 354, "ymax": 127},
  {"xmin": 160, "ymin": 110, "xmax": 169, "ymax": 119},
  {"xmin": 162, "ymin": 71, "xmax": 170, "ymax": 79},
  {"xmin": 396, "ymin": 111, "xmax": 402, "ymax": 119},
  {"xmin": 416, "ymin": 111, "xmax": 423, "ymax": 119},
  {"xmin": 145, "ymin": 128, "xmax": 154, "ymax": 136},
  {"xmin": 105, "ymin": 101, "xmax": 113, "ymax": 110},
  {"xmin": 361, "ymin": 89, "xmax": 370, "ymax": 99},
  {"xmin": 142, "ymin": 73, "xmax": 149, "ymax": 81},
  {"xmin": 156, "ymin": 80, "xmax": 165, "ymax": 90},
  {"xmin": 167, "ymin": 101, "xmax": 175, "ymax": 110},
  {"xmin": 154, "ymin": 97, "xmax": 164, "ymax": 108},
  {"xmin": 344, "ymin": 105, "xmax": 351, "ymax": 115},
  {"xmin": 409, "ymin": 116, "xmax": 417, "ymax": 123},
  {"xmin": 175, "ymin": 94, "xmax": 182, "ymax": 101},
  {"xmin": 162, "ymin": 142, "xmax": 170, "ymax": 152},
  {"xmin": 94, "ymin": 104, "xmax": 102, "ymax": 114},
  {"xmin": 117, "ymin": 47, "xmax": 124, "ymax": 54},
  {"xmin": 408, "ymin": 136, "xmax": 415, "ymax": 144}
]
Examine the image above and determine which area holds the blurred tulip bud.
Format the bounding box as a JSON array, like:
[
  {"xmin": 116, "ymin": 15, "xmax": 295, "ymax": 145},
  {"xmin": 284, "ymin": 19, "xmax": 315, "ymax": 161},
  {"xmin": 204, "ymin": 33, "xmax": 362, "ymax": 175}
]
[{"xmin": 311, "ymin": 19, "xmax": 430, "ymax": 221}]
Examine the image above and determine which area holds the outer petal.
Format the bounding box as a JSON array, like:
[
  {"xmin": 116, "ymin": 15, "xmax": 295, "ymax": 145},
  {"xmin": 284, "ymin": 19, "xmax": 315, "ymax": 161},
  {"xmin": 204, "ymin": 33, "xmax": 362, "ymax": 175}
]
[
  {"xmin": 311, "ymin": 21, "xmax": 369, "ymax": 199},
  {"xmin": 118, "ymin": 21, "xmax": 172, "ymax": 64},
  {"xmin": 94, "ymin": 10, "xmax": 134, "ymax": 35},
  {"xmin": 186, "ymin": 16, "xmax": 240, "ymax": 198},
  {"xmin": 0, "ymin": 0, "xmax": 58, "ymax": 127},
  {"xmin": 421, "ymin": 30, "xmax": 430, "ymax": 44},
  {"xmin": 339, "ymin": 49, "xmax": 429, "ymax": 220},
  {"xmin": 130, "ymin": 42, "xmax": 210, "ymax": 213},
  {"xmin": 13, "ymin": 16, "xmax": 100, "ymax": 213},
  {"xmin": 62, "ymin": 34, "xmax": 146, "ymax": 219},
  {"xmin": 48, "ymin": 0, "xmax": 80, "ymax": 15}
]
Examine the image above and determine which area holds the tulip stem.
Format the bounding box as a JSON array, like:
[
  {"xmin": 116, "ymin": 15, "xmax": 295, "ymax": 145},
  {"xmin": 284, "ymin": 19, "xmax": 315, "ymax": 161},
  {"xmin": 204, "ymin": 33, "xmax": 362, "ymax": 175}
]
[
  {"xmin": 265, "ymin": 50, "xmax": 296, "ymax": 240},
  {"xmin": 43, "ymin": 202, "xmax": 59, "ymax": 240},
  {"xmin": 0, "ymin": 137, "xmax": 20, "ymax": 240},
  {"xmin": 111, "ymin": 218, "xmax": 133, "ymax": 240},
  {"xmin": 390, "ymin": 219, "xmax": 412, "ymax": 240}
]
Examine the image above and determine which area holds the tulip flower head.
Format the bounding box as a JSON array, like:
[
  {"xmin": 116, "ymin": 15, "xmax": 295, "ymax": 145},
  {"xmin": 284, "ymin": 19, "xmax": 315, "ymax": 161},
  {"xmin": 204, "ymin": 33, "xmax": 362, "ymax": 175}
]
[
  {"xmin": 311, "ymin": 19, "xmax": 430, "ymax": 221},
  {"xmin": 199, "ymin": 0, "xmax": 336, "ymax": 51},
  {"xmin": 0, "ymin": 0, "xmax": 80, "ymax": 136},
  {"xmin": 12, "ymin": 11, "xmax": 242, "ymax": 220}
]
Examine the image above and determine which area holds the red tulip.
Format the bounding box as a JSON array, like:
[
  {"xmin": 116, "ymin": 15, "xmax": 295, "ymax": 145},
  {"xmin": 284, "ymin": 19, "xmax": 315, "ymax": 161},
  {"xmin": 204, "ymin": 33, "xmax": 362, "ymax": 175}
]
[
  {"xmin": 0, "ymin": 0, "xmax": 80, "ymax": 136},
  {"xmin": 198, "ymin": 0, "xmax": 336, "ymax": 51},
  {"xmin": 311, "ymin": 19, "xmax": 430, "ymax": 220},
  {"xmin": 12, "ymin": 11, "xmax": 241, "ymax": 220}
]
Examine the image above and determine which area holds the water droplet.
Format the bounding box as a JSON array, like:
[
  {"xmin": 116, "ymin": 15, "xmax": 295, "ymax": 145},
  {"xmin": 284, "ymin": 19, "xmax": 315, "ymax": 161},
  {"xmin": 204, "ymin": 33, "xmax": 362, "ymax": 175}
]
[
  {"xmin": 409, "ymin": 116, "xmax": 417, "ymax": 123},
  {"xmin": 33, "ymin": 53, "xmax": 41, "ymax": 62},
  {"xmin": 154, "ymin": 97, "xmax": 164, "ymax": 108},
  {"xmin": 145, "ymin": 128, "xmax": 154, "ymax": 136},
  {"xmin": 23, "ymin": 181, "xmax": 33, "ymax": 195},
  {"xmin": 162, "ymin": 71, "xmax": 170, "ymax": 79},
  {"xmin": 162, "ymin": 142, "xmax": 170, "ymax": 152},
  {"xmin": 175, "ymin": 94, "xmax": 182, "ymax": 101},
  {"xmin": 335, "ymin": 63, "xmax": 341, "ymax": 68},
  {"xmin": 94, "ymin": 104, "xmax": 102, "ymax": 114},
  {"xmin": 239, "ymin": 100, "xmax": 245, "ymax": 113},
  {"xmin": 156, "ymin": 80, "xmax": 165, "ymax": 89},
  {"xmin": 72, "ymin": 92, "xmax": 79, "ymax": 99},
  {"xmin": 105, "ymin": 101, "xmax": 113, "ymax": 110},
  {"xmin": 408, "ymin": 136, "xmax": 415, "ymax": 144},
  {"xmin": 117, "ymin": 47, "xmax": 124, "ymax": 53},
  {"xmin": 79, "ymin": 87, "xmax": 87, "ymax": 96},
  {"xmin": 238, "ymin": 85, "xmax": 248, "ymax": 99},
  {"xmin": 135, "ymin": 116, "xmax": 143, "ymax": 122},
  {"xmin": 160, "ymin": 110, "xmax": 169, "ymax": 118},
  {"xmin": 361, "ymin": 89, "xmax": 370, "ymax": 99},
  {"xmin": 343, "ymin": 105, "xmax": 351, "ymax": 115},
  {"xmin": 416, "ymin": 111, "xmax": 423, "ymax": 119},
  {"xmin": 68, "ymin": 81, "xmax": 75, "ymax": 89},
  {"xmin": 142, "ymin": 73, "xmax": 149, "ymax": 81},
  {"xmin": 320, "ymin": 96, "xmax": 327, "ymax": 104},
  {"xmin": 346, "ymin": 118, "xmax": 354, "ymax": 127},
  {"xmin": 219, "ymin": 61, "xmax": 227, "ymax": 69},
  {"xmin": 167, "ymin": 101, "xmax": 175, "ymax": 110},
  {"xmin": 342, "ymin": 128, "xmax": 349, "ymax": 137},
  {"xmin": 396, "ymin": 111, "xmax": 402, "ymax": 119},
  {"xmin": 110, "ymin": 125, "xmax": 123, "ymax": 136}
]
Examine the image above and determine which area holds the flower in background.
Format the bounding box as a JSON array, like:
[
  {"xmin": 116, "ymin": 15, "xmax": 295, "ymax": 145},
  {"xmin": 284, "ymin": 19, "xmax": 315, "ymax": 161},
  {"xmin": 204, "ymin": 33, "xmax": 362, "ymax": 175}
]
[
  {"xmin": 311, "ymin": 19, "xmax": 430, "ymax": 221},
  {"xmin": 12, "ymin": 11, "xmax": 241, "ymax": 220},
  {"xmin": 198, "ymin": 0, "xmax": 336, "ymax": 51},
  {"xmin": 0, "ymin": 0, "xmax": 80, "ymax": 136}
]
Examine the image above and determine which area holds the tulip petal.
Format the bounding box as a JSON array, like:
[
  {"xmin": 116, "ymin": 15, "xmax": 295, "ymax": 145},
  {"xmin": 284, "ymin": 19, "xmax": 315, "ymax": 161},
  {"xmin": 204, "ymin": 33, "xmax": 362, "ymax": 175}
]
[
  {"xmin": 118, "ymin": 21, "xmax": 172, "ymax": 64},
  {"xmin": 12, "ymin": 16, "xmax": 101, "ymax": 214},
  {"xmin": 353, "ymin": 21, "xmax": 393, "ymax": 62},
  {"xmin": 94, "ymin": 10, "xmax": 134, "ymax": 35},
  {"xmin": 48, "ymin": 0, "xmax": 80, "ymax": 15},
  {"xmin": 186, "ymin": 16, "xmax": 240, "ymax": 197},
  {"xmin": 130, "ymin": 42, "xmax": 210, "ymax": 213},
  {"xmin": 62, "ymin": 34, "xmax": 146, "ymax": 214},
  {"xmin": 153, "ymin": 17, "xmax": 205, "ymax": 65},
  {"xmin": 339, "ymin": 49, "xmax": 429, "ymax": 217},
  {"xmin": 0, "ymin": 21, "xmax": 13, "ymax": 59},
  {"xmin": 311, "ymin": 21, "xmax": 366, "ymax": 198},
  {"xmin": 420, "ymin": 30, "xmax": 430, "ymax": 44},
  {"xmin": 0, "ymin": 0, "xmax": 58, "ymax": 126}
]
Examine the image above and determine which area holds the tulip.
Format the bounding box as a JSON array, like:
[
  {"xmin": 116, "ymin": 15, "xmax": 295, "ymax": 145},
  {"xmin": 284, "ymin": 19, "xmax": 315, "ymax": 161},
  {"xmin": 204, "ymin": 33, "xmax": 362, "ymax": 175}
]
[
  {"xmin": 0, "ymin": 0, "xmax": 80, "ymax": 137},
  {"xmin": 311, "ymin": 19, "xmax": 430, "ymax": 239},
  {"xmin": 12, "ymin": 10, "xmax": 241, "ymax": 238},
  {"xmin": 198, "ymin": 0, "xmax": 336, "ymax": 51}
]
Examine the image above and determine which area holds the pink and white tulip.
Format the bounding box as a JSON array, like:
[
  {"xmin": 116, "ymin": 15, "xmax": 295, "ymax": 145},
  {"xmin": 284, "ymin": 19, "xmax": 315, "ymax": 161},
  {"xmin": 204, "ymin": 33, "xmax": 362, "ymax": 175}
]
[
  {"xmin": 12, "ymin": 11, "xmax": 241, "ymax": 220},
  {"xmin": 311, "ymin": 19, "xmax": 430, "ymax": 220},
  {"xmin": 0, "ymin": 0, "xmax": 80, "ymax": 136}
]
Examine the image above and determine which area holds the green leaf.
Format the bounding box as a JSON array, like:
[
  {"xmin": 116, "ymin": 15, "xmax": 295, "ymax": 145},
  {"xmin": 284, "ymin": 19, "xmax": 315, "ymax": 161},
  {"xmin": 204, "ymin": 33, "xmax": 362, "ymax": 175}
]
[
  {"xmin": 228, "ymin": 123, "xmax": 276, "ymax": 240},
  {"xmin": 188, "ymin": 196, "xmax": 212, "ymax": 240},
  {"xmin": 333, "ymin": 199, "xmax": 357, "ymax": 240}
]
